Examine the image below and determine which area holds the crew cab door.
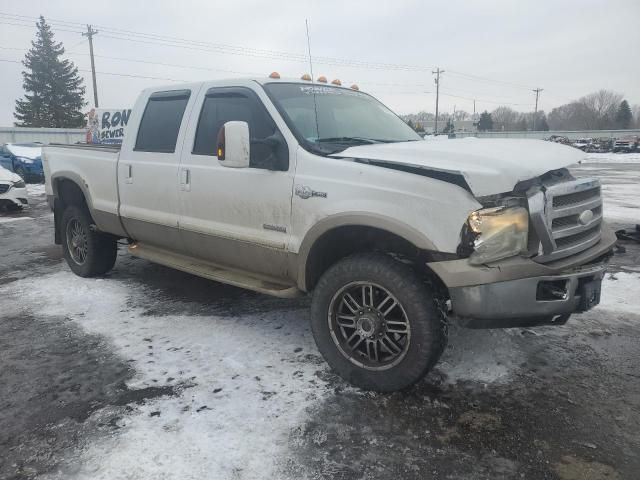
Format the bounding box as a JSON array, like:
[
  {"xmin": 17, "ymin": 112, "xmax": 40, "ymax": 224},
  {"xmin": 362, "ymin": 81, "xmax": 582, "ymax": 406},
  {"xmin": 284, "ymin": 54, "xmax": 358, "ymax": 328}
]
[
  {"xmin": 118, "ymin": 88, "xmax": 198, "ymax": 250},
  {"xmin": 178, "ymin": 86, "xmax": 294, "ymax": 279}
]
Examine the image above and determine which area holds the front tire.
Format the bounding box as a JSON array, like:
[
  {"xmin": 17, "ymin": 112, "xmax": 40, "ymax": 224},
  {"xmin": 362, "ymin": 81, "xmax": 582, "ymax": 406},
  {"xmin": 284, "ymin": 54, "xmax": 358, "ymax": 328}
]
[
  {"xmin": 310, "ymin": 253, "xmax": 447, "ymax": 392},
  {"xmin": 61, "ymin": 205, "xmax": 117, "ymax": 277}
]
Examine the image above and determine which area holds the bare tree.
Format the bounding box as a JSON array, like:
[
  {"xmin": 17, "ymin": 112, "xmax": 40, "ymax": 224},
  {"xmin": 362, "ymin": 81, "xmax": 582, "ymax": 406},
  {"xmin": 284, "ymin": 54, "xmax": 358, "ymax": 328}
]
[
  {"xmin": 491, "ymin": 106, "xmax": 519, "ymax": 131},
  {"xmin": 575, "ymin": 90, "xmax": 623, "ymax": 129}
]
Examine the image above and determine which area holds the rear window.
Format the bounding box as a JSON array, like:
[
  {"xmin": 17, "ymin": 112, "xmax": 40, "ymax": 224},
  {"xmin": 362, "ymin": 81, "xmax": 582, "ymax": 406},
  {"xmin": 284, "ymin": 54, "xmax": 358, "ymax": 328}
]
[{"xmin": 134, "ymin": 90, "xmax": 190, "ymax": 153}]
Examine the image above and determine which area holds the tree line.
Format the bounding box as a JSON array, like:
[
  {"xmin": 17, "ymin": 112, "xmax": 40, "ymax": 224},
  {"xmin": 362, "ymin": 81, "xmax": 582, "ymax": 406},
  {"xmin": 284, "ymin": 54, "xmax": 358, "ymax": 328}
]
[{"xmin": 404, "ymin": 90, "xmax": 638, "ymax": 133}]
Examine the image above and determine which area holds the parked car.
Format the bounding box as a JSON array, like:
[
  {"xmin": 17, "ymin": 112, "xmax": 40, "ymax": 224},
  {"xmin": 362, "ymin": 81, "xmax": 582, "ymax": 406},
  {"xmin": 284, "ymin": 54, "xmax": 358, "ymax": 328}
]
[
  {"xmin": 571, "ymin": 138, "xmax": 592, "ymax": 151},
  {"xmin": 546, "ymin": 135, "xmax": 570, "ymax": 145},
  {"xmin": 0, "ymin": 143, "xmax": 44, "ymax": 182},
  {"xmin": 613, "ymin": 135, "xmax": 639, "ymax": 153},
  {"xmin": 43, "ymin": 76, "xmax": 615, "ymax": 392},
  {"xmin": 587, "ymin": 138, "xmax": 614, "ymax": 153},
  {"xmin": 0, "ymin": 165, "xmax": 28, "ymax": 211}
]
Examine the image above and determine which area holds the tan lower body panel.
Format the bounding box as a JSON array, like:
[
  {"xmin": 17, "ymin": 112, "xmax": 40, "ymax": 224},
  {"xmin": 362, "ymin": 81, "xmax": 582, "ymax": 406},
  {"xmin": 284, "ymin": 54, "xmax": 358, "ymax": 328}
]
[{"xmin": 128, "ymin": 242, "xmax": 302, "ymax": 299}]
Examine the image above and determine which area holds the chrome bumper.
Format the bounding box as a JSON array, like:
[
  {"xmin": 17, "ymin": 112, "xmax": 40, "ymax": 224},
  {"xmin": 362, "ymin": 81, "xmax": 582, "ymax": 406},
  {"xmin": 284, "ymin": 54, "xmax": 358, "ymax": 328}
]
[{"xmin": 449, "ymin": 262, "xmax": 607, "ymax": 328}]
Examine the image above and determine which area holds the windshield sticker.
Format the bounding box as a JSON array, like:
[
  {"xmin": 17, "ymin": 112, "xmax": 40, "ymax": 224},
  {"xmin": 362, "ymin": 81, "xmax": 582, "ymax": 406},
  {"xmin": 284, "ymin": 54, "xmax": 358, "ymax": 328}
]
[{"xmin": 299, "ymin": 86, "xmax": 365, "ymax": 98}]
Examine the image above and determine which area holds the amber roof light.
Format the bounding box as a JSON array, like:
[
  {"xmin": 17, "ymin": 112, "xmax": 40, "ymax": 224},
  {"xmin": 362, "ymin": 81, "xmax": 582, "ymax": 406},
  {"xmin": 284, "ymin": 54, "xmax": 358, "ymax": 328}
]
[
  {"xmin": 350, "ymin": 84, "xmax": 359, "ymax": 91},
  {"xmin": 331, "ymin": 79, "xmax": 342, "ymax": 86},
  {"xmin": 269, "ymin": 72, "xmax": 281, "ymax": 79},
  {"xmin": 301, "ymin": 73, "xmax": 312, "ymax": 81},
  {"xmin": 317, "ymin": 76, "xmax": 327, "ymax": 83}
]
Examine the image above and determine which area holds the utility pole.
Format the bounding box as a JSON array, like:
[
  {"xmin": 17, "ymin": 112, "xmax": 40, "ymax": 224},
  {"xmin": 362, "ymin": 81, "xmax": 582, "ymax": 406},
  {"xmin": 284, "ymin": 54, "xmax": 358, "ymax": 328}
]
[
  {"xmin": 82, "ymin": 25, "xmax": 99, "ymax": 108},
  {"xmin": 432, "ymin": 68, "xmax": 444, "ymax": 134},
  {"xmin": 532, "ymin": 87, "xmax": 543, "ymax": 131}
]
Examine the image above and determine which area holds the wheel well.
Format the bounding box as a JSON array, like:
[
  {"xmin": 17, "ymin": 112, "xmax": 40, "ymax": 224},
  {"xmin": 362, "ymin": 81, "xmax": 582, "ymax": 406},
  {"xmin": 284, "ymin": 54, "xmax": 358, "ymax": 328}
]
[
  {"xmin": 56, "ymin": 178, "xmax": 89, "ymax": 210},
  {"xmin": 304, "ymin": 225, "xmax": 438, "ymax": 292},
  {"xmin": 54, "ymin": 178, "xmax": 91, "ymax": 244}
]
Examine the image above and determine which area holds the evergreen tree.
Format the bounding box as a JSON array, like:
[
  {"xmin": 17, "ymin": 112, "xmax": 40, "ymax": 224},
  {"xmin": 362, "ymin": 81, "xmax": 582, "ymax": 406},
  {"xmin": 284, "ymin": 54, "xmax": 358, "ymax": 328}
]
[
  {"xmin": 477, "ymin": 111, "xmax": 493, "ymax": 131},
  {"xmin": 615, "ymin": 100, "xmax": 632, "ymax": 129},
  {"xmin": 14, "ymin": 16, "xmax": 86, "ymax": 127}
]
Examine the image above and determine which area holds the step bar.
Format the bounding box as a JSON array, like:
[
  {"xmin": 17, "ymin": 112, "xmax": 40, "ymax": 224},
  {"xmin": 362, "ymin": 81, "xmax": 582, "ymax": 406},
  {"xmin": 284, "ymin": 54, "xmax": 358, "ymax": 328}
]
[{"xmin": 128, "ymin": 243, "xmax": 302, "ymax": 299}]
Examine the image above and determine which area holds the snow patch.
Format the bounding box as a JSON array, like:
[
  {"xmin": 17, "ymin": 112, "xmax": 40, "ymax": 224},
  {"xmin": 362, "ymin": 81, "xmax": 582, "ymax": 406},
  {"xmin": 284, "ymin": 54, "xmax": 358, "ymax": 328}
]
[
  {"xmin": 5, "ymin": 271, "xmax": 330, "ymax": 480},
  {"xmin": 581, "ymin": 152, "xmax": 640, "ymax": 164},
  {"xmin": 27, "ymin": 183, "xmax": 46, "ymax": 196},
  {"xmin": 599, "ymin": 272, "xmax": 640, "ymax": 314},
  {"xmin": 0, "ymin": 216, "xmax": 33, "ymax": 224}
]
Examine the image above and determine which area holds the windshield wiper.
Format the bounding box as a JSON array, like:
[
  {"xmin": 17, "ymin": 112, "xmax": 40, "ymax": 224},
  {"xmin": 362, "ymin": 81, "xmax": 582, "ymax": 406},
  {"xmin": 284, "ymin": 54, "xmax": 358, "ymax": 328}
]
[{"xmin": 315, "ymin": 136, "xmax": 384, "ymax": 145}]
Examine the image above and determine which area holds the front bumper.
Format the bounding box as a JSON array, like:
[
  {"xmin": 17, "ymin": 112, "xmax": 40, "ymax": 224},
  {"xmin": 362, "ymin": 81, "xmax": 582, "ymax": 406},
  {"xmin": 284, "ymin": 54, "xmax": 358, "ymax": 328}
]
[
  {"xmin": 0, "ymin": 185, "xmax": 29, "ymax": 208},
  {"xmin": 428, "ymin": 224, "xmax": 616, "ymax": 328},
  {"xmin": 449, "ymin": 262, "xmax": 606, "ymax": 328}
]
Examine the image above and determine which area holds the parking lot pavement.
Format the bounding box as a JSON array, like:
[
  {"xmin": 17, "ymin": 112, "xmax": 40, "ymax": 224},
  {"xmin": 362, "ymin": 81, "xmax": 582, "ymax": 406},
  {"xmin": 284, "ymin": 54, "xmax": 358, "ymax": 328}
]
[{"xmin": 1, "ymin": 162, "xmax": 639, "ymax": 480}]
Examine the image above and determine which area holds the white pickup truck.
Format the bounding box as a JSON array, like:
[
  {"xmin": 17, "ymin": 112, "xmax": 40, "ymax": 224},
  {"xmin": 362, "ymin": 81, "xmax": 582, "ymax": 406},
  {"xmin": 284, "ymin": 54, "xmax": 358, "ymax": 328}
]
[{"xmin": 43, "ymin": 76, "xmax": 616, "ymax": 391}]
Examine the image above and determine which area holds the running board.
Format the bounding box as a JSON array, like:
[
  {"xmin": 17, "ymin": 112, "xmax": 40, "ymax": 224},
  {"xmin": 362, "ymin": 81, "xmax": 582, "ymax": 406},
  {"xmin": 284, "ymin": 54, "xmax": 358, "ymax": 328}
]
[{"xmin": 128, "ymin": 243, "xmax": 302, "ymax": 298}]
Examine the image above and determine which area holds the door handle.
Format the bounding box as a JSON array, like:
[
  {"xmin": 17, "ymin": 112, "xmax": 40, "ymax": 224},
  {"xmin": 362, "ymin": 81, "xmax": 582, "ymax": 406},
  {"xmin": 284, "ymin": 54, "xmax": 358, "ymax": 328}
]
[
  {"xmin": 180, "ymin": 167, "xmax": 191, "ymax": 191},
  {"xmin": 125, "ymin": 164, "xmax": 133, "ymax": 184}
]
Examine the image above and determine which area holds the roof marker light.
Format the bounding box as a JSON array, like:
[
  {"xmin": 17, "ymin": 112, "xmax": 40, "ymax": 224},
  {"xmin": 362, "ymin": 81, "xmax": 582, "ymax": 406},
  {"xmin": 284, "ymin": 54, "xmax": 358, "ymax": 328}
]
[
  {"xmin": 301, "ymin": 73, "xmax": 312, "ymax": 81},
  {"xmin": 317, "ymin": 76, "xmax": 327, "ymax": 83},
  {"xmin": 350, "ymin": 84, "xmax": 359, "ymax": 91},
  {"xmin": 269, "ymin": 72, "xmax": 281, "ymax": 79},
  {"xmin": 331, "ymin": 79, "xmax": 342, "ymax": 86}
]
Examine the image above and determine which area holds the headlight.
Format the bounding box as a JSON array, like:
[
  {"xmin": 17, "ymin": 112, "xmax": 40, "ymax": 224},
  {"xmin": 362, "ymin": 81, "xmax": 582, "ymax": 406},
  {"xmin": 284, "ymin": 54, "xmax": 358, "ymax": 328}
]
[
  {"xmin": 17, "ymin": 156, "xmax": 35, "ymax": 164},
  {"xmin": 12, "ymin": 179, "xmax": 26, "ymax": 188},
  {"xmin": 466, "ymin": 206, "xmax": 529, "ymax": 265}
]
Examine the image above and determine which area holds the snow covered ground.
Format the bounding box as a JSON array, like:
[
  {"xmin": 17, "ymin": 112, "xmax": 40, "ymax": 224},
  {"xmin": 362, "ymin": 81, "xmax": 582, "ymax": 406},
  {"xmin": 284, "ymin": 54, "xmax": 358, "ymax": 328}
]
[
  {"xmin": 1, "ymin": 162, "xmax": 640, "ymax": 479},
  {"xmin": 581, "ymin": 152, "xmax": 640, "ymax": 164}
]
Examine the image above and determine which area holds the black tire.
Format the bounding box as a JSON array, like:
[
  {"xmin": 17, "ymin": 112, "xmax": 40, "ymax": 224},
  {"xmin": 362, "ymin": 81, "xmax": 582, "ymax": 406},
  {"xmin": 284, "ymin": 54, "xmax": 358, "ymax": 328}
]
[
  {"xmin": 61, "ymin": 205, "xmax": 117, "ymax": 277},
  {"xmin": 310, "ymin": 253, "xmax": 447, "ymax": 392}
]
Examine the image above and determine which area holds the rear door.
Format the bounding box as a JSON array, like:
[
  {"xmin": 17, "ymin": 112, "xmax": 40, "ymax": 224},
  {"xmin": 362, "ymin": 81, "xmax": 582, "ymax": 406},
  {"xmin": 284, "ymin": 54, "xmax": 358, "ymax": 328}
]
[
  {"xmin": 118, "ymin": 88, "xmax": 200, "ymax": 250},
  {"xmin": 177, "ymin": 85, "xmax": 294, "ymax": 279}
]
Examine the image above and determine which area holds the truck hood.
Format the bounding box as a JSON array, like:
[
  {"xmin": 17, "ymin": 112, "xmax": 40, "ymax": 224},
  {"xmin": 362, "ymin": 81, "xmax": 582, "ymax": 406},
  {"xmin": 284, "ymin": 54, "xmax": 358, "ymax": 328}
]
[{"xmin": 331, "ymin": 138, "xmax": 585, "ymax": 197}]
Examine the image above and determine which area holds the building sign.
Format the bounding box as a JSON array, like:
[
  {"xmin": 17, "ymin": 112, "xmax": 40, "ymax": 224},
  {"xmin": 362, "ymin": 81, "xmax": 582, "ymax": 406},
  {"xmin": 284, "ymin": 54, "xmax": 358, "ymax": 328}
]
[{"xmin": 86, "ymin": 108, "xmax": 132, "ymax": 144}]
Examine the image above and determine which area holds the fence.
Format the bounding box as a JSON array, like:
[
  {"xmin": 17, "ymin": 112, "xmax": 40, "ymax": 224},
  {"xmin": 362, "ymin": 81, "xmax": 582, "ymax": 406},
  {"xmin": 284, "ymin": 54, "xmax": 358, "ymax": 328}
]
[
  {"xmin": 0, "ymin": 127, "xmax": 86, "ymax": 144},
  {"xmin": 454, "ymin": 129, "xmax": 640, "ymax": 140}
]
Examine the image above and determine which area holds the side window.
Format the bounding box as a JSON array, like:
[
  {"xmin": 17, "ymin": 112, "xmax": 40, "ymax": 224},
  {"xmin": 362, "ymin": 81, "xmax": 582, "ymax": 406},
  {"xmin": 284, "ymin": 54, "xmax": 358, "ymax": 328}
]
[
  {"xmin": 193, "ymin": 89, "xmax": 288, "ymax": 170},
  {"xmin": 134, "ymin": 90, "xmax": 190, "ymax": 153}
]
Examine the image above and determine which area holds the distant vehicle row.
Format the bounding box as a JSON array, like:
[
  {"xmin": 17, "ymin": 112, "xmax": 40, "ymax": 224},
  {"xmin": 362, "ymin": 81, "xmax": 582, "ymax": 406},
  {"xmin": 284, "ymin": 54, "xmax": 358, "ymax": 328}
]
[{"xmin": 546, "ymin": 135, "xmax": 639, "ymax": 153}]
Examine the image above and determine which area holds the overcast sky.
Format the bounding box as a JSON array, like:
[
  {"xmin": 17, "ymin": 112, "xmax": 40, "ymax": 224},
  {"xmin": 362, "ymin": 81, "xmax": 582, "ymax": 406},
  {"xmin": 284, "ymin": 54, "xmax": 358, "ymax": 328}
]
[{"xmin": 1, "ymin": 0, "xmax": 639, "ymax": 125}]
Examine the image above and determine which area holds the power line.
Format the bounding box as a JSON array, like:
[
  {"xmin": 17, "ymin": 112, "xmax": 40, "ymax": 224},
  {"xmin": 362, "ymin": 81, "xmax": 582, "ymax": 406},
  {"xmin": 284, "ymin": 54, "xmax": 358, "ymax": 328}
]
[
  {"xmin": 0, "ymin": 57, "xmax": 186, "ymax": 82},
  {"xmin": 0, "ymin": 11, "xmax": 540, "ymax": 86}
]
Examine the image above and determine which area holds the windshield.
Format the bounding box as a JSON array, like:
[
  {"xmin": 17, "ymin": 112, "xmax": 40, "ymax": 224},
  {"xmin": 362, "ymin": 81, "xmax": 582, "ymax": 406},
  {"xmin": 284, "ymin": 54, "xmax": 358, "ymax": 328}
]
[
  {"xmin": 6, "ymin": 143, "xmax": 42, "ymax": 159},
  {"xmin": 264, "ymin": 83, "xmax": 421, "ymax": 153}
]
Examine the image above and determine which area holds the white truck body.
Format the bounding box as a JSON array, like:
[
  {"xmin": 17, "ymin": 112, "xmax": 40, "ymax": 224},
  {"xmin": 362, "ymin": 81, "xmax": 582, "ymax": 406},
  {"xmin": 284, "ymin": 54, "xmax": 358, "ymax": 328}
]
[{"xmin": 43, "ymin": 76, "xmax": 616, "ymax": 390}]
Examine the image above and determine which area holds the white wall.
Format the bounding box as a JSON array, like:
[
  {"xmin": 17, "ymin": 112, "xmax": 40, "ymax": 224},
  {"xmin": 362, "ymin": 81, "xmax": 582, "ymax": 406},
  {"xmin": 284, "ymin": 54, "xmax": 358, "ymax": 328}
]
[{"xmin": 0, "ymin": 127, "xmax": 86, "ymax": 144}]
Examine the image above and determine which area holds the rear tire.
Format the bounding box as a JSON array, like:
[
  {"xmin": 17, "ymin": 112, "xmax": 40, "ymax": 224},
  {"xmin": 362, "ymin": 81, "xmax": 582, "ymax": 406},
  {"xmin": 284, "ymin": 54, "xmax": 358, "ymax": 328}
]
[
  {"xmin": 310, "ymin": 253, "xmax": 447, "ymax": 392},
  {"xmin": 61, "ymin": 205, "xmax": 117, "ymax": 277}
]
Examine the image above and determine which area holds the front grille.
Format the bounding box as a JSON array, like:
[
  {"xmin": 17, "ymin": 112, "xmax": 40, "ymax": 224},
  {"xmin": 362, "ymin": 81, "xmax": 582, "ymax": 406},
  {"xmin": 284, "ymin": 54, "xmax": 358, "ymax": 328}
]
[
  {"xmin": 530, "ymin": 178, "xmax": 603, "ymax": 263},
  {"xmin": 0, "ymin": 183, "xmax": 10, "ymax": 194},
  {"xmin": 555, "ymin": 225, "xmax": 600, "ymax": 249},
  {"xmin": 553, "ymin": 187, "xmax": 600, "ymax": 207}
]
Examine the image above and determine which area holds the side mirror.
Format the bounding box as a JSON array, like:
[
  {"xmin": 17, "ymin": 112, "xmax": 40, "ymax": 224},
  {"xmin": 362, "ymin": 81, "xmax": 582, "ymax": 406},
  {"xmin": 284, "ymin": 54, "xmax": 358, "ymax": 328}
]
[{"xmin": 217, "ymin": 121, "xmax": 250, "ymax": 168}]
